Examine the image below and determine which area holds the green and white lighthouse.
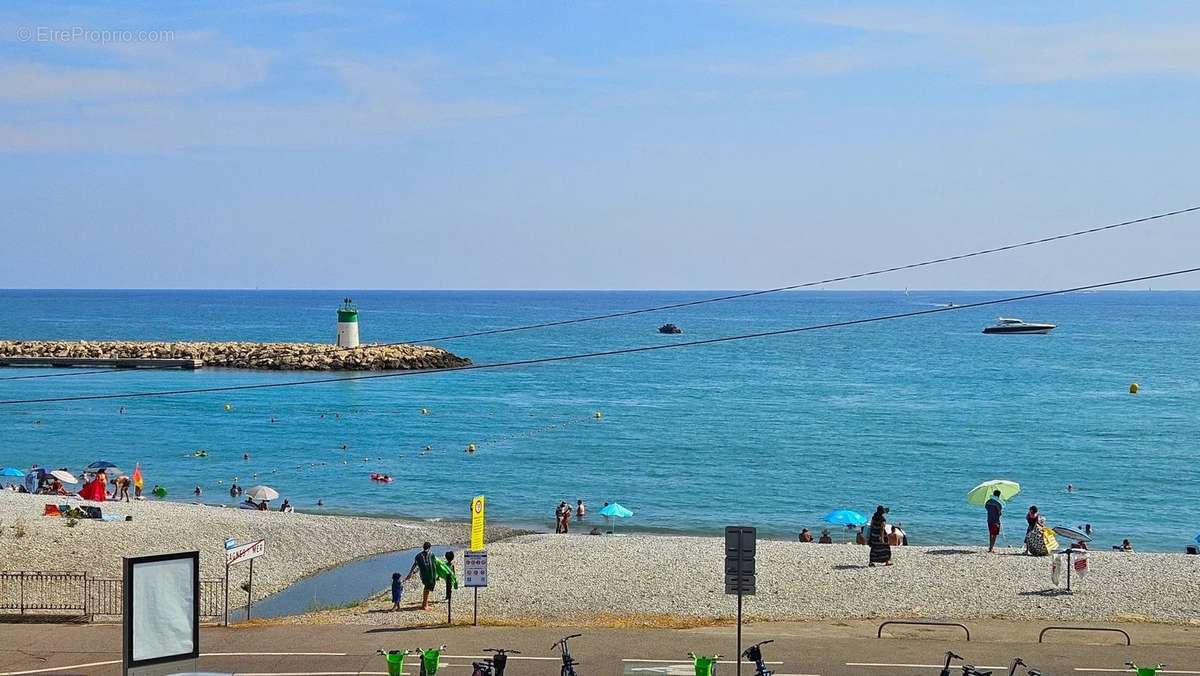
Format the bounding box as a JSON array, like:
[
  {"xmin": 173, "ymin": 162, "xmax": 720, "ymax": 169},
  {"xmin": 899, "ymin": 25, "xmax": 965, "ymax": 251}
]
[{"xmin": 336, "ymin": 297, "xmax": 360, "ymax": 348}]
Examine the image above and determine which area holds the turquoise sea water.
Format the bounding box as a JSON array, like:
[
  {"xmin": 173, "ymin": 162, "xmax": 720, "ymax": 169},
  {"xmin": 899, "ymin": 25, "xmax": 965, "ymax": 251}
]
[{"xmin": 1, "ymin": 289, "xmax": 1198, "ymax": 551}]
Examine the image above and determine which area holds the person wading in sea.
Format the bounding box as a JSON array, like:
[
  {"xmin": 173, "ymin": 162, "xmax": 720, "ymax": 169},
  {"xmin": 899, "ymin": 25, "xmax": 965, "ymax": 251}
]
[
  {"xmin": 986, "ymin": 489, "xmax": 1004, "ymax": 553},
  {"xmin": 404, "ymin": 541, "xmax": 437, "ymax": 611}
]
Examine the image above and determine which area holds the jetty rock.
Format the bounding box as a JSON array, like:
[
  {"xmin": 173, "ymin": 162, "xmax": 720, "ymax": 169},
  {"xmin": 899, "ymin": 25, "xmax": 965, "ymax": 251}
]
[{"xmin": 0, "ymin": 339, "xmax": 470, "ymax": 372}]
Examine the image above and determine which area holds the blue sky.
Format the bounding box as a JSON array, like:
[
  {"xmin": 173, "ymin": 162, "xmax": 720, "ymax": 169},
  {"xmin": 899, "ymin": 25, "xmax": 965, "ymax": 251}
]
[{"xmin": 1, "ymin": 1, "xmax": 1198, "ymax": 289}]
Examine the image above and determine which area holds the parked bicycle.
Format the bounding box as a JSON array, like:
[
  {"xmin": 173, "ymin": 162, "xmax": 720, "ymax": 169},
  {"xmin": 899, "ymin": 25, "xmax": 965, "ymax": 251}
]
[
  {"xmin": 1127, "ymin": 662, "xmax": 1165, "ymax": 676},
  {"xmin": 378, "ymin": 646, "xmax": 446, "ymax": 676},
  {"xmin": 939, "ymin": 652, "xmax": 964, "ymax": 676},
  {"xmin": 472, "ymin": 648, "xmax": 519, "ymax": 676},
  {"xmin": 688, "ymin": 652, "xmax": 722, "ymax": 676},
  {"xmin": 935, "ymin": 652, "xmax": 1044, "ymax": 676},
  {"xmin": 552, "ymin": 633, "xmax": 583, "ymax": 676},
  {"xmin": 741, "ymin": 640, "xmax": 774, "ymax": 676}
]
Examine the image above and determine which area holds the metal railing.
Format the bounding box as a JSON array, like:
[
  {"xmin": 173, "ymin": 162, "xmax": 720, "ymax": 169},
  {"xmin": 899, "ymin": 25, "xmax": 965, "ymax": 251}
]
[
  {"xmin": 1038, "ymin": 626, "xmax": 1131, "ymax": 646},
  {"xmin": 0, "ymin": 571, "xmax": 87, "ymax": 616},
  {"xmin": 0, "ymin": 572, "xmax": 223, "ymax": 621},
  {"xmin": 877, "ymin": 620, "xmax": 972, "ymax": 641},
  {"xmin": 86, "ymin": 578, "xmax": 226, "ymax": 621}
]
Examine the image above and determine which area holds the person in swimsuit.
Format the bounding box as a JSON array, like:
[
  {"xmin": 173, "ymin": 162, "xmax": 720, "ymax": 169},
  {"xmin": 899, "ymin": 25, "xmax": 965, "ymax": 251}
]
[
  {"xmin": 576, "ymin": 499, "xmax": 586, "ymax": 520},
  {"xmin": 404, "ymin": 541, "xmax": 437, "ymax": 610}
]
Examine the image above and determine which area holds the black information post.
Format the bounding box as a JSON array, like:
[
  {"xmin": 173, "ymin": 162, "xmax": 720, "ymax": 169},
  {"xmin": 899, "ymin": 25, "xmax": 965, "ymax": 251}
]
[{"xmin": 724, "ymin": 526, "xmax": 756, "ymax": 676}]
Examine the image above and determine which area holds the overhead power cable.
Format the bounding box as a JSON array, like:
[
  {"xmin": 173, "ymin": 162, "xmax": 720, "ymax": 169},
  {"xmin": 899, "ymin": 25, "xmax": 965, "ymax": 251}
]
[
  {"xmin": 0, "ymin": 203, "xmax": 1195, "ymax": 384},
  {"xmin": 404, "ymin": 204, "xmax": 1200, "ymax": 343},
  {"xmin": 1, "ymin": 266, "xmax": 1194, "ymax": 406}
]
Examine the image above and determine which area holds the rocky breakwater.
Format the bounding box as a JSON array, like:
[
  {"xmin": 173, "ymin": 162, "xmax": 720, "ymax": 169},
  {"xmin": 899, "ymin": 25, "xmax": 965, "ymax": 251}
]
[{"xmin": 0, "ymin": 340, "xmax": 470, "ymax": 371}]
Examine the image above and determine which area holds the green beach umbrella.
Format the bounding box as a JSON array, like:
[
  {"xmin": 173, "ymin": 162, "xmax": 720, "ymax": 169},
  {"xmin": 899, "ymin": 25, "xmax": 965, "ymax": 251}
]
[{"xmin": 966, "ymin": 479, "xmax": 1020, "ymax": 506}]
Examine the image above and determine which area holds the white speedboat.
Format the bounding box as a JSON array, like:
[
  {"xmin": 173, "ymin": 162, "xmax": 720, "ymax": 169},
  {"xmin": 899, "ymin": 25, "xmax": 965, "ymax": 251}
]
[{"xmin": 982, "ymin": 317, "xmax": 1056, "ymax": 334}]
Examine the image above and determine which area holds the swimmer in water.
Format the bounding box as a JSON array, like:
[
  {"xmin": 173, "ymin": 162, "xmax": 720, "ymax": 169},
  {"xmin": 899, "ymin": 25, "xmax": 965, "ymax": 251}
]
[
  {"xmin": 317, "ymin": 499, "xmax": 324, "ymax": 507},
  {"xmin": 243, "ymin": 453, "xmax": 250, "ymax": 460},
  {"xmin": 270, "ymin": 416, "xmax": 276, "ymax": 423},
  {"xmin": 1066, "ymin": 483, "xmax": 1074, "ymax": 493}
]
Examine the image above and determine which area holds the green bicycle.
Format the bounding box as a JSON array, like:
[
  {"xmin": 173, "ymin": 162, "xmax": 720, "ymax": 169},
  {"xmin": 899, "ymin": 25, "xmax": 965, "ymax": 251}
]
[
  {"xmin": 688, "ymin": 652, "xmax": 721, "ymax": 676},
  {"xmin": 378, "ymin": 645, "xmax": 446, "ymax": 676}
]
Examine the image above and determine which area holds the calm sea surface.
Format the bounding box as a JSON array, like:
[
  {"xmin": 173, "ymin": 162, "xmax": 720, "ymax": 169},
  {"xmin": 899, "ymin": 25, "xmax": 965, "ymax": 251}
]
[{"xmin": 2, "ymin": 289, "xmax": 1197, "ymax": 551}]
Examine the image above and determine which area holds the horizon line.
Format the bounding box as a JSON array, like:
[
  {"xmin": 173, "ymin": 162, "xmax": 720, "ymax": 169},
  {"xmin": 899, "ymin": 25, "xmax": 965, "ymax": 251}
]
[{"xmin": 0, "ymin": 287, "xmax": 1193, "ymax": 293}]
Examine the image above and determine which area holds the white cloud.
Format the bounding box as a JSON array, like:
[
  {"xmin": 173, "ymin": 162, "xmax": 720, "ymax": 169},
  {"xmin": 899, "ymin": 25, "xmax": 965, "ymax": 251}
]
[
  {"xmin": 798, "ymin": 7, "xmax": 1200, "ymax": 82},
  {"xmin": 0, "ymin": 57, "xmax": 520, "ymax": 152},
  {"xmin": 0, "ymin": 30, "xmax": 271, "ymax": 101}
]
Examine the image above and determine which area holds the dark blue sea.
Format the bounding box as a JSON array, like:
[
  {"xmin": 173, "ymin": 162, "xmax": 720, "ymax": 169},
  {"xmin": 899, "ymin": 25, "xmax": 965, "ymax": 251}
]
[{"xmin": 2, "ymin": 289, "xmax": 1197, "ymax": 551}]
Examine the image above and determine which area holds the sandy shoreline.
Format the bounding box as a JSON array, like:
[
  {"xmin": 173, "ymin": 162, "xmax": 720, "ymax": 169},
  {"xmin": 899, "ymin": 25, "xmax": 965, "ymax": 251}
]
[{"xmin": 0, "ymin": 491, "xmax": 522, "ymax": 605}]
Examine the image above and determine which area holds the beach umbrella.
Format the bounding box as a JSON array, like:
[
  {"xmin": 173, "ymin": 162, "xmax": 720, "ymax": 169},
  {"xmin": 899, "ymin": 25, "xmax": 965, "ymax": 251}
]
[
  {"xmin": 0, "ymin": 467, "xmax": 24, "ymax": 477},
  {"xmin": 598, "ymin": 502, "xmax": 633, "ymax": 533},
  {"xmin": 1052, "ymin": 526, "xmax": 1091, "ymax": 543},
  {"xmin": 245, "ymin": 485, "xmax": 279, "ymax": 501},
  {"xmin": 86, "ymin": 461, "xmax": 120, "ymax": 471},
  {"xmin": 49, "ymin": 470, "xmax": 78, "ymax": 484},
  {"xmin": 822, "ymin": 509, "xmax": 867, "ymax": 526},
  {"xmin": 966, "ymin": 479, "xmax": 1020, "ymax": 506},
  {"xmin": 1194, "ymin": 532, "xmax": 1200, "ymax": 545}
]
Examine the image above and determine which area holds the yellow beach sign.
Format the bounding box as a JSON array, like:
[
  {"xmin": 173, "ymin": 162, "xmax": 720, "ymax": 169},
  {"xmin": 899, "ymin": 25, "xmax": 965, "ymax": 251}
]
[{"xmin": 471, "ymin": 495, "xmax": 486, "ymax": 550}]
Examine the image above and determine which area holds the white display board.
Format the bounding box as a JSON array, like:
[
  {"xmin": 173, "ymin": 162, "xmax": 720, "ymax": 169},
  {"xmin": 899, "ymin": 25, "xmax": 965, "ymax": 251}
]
[
  {"xmin": 124, "ymin": 551, "xmax": 200, "ymax": 675},
  {"xmin": 463, "ymin": 550, "xmax": 487, "ymax": 587}
]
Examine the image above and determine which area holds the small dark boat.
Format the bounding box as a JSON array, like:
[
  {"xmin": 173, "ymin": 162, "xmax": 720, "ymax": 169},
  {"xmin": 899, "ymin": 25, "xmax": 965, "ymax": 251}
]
[
  {"xmin": 982, "ymin": 317, "xmax": 1056, "ymax": 335},
  {"xmin": 658, "ymin": 323, "xmax": 683, "ymax": 334}
]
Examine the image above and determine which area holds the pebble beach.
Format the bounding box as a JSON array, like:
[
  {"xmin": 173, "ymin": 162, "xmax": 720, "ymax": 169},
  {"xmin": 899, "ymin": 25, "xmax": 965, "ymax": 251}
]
[
  {"xmin": 3, "ymin": 493, "xmax": 1197, "ymax": 627},
  {"xmin": 307, "ymin": 533, "xmax": 1200, "ymax": 627},
  {"xmin": 0, "ymin": 492, "xmax": 520, "ymax": 604}
]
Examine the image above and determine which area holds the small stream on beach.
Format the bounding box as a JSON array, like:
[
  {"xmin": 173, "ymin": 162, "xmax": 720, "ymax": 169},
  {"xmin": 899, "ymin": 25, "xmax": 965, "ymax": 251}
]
[{"xmin": 229, "ymin": 545, "xmax": 454, "ymax": 621}]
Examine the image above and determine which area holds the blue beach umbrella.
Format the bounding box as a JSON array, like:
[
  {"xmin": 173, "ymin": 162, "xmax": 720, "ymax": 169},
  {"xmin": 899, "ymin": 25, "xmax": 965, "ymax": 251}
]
[
  {"xmin": 0, "ymin": 467, "xmax": 25, "ymax": 477},
  {"xmin": 598, "ymin": 502, "xmax": 633, "ymax": 534},
  {"xmin": 822, "ymin": 509, "xmax": 867, "ymax": 527},
  {"xmin": 1194, "ymin": 532, "xmax": 1200, "ymax": 545},
  {"xmin": 87, "ymin": 461, "xmax": 120, "ymax": 471}
]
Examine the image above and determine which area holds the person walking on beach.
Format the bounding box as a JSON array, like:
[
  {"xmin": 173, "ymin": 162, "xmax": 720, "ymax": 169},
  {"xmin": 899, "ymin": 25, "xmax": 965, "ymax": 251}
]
[
  {"xmin": 868, "ymin": 506, "xmax": 892, "ymax": 566},
  {"xmin": 986, "ymin": 489, "xmax": 1003, "ymax": 552},
  {"xmin": 404, "ymin": 542, "xmax": 437, "ymax": 611}
]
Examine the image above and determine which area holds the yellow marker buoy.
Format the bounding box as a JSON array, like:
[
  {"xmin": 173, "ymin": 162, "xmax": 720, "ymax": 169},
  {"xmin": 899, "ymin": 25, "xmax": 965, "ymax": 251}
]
[{"xmin": 1129, "ymin": 383, "xmax": 1139, "ymax": 394}]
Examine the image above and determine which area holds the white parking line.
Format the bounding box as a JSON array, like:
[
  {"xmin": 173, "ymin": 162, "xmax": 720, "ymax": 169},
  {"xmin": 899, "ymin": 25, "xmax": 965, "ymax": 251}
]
[
  {"xmin": 0, "ymin": 661, "xmax": 121, "ymax": 676},
  {"xmin": 208, "ymin": 652, "xmax": 350, "ymax": 657},
  {"xmin": 1074, "ymin": 670, "xmax": 1200, "ymax": 674},
  {"xmin": 445, "ymin": 655, "xmax": 560, "ymax": 661},
  {"xmin": 623, "ymin": 659, "xmax": 784, "ymax": 664},
  {"xmin": 847, "ymin": 663, "xmax": 1008, "ymax": 670}
]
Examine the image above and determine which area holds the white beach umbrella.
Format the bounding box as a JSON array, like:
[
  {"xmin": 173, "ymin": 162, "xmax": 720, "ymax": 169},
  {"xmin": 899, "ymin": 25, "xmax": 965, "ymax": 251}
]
[
  {"xmin": 245, "ymin": 485, "xmax": 279, "ymax": 501},
  {"xmin": 50, "ymin": 470, "xmax": 78, "ymax": 484}
]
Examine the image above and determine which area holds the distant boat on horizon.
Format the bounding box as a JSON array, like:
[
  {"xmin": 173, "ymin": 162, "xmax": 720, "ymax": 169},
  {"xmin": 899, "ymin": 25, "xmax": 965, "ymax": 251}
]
[{"xmin": 982, "ymin": 317, "xmax": 1056, "ymax": 335}]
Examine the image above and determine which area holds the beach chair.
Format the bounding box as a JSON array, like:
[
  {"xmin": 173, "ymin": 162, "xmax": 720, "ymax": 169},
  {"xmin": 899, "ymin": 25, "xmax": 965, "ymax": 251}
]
[{"xmin": 42, "ymin": 504, "xmax": 61, "ymax": 517}]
